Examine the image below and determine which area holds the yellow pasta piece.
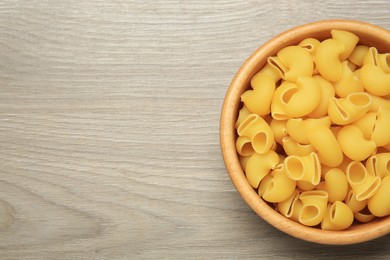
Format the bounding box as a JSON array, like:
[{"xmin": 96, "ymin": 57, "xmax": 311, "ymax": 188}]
[
  {"xmin": 308, "ymin": 125, "xmax": 343, "ymax": 167},
  {"xmin": 270, "ymin": 81, "xmax": 297, "ymax": 120},
  {"xmin": 260, "ymin": 164, "xmax": 297, "ymax": 203},
  {"xmin": 315, "ymin": 39, "xmax": 344, "ymax": 82},
  {"xmin": 321, "ymin": 201, "xmax": 354, "ymax": 230},
  {"xmin": 333, "ymin": 61, "xmax": 364, "ymax": 98},
  {"xmin": 276, "ymin": 46, "xmax": 314, "ymax": 82},
  {"xmin": 245, "ymin": 151, "xmax": 279, "ymax": 188},
  {"xmin": 235, "ymin": 105, "xmax": 251, "ymax": 129},
  {"xmin": 338, "ymin": 125, "xmax": 376, "ymax": 161},
  {"xmin": 235, "ymin": 136, "xmax": 255, "ymax": 156},
  {"xmin": 241, "ymin": 74, "xmax": 276, "ymax": 116},
  {"xmin": 345, "ymin": 190, "xmax": 367, "ymax": 213},
  {"xmin": 237, "ymin": 114, "xmax": 274, "ymax": 154},
  {"xmin": 377, "ymin": 53, "xmax": 390, "ymax": 73},
  {"xmin": 352, "ymin": 112, "xmax": 376, "ymax": 139},
  {"xmin": 269, "ymin": 119, "xmax": 288, "ymax": 145},
  {"xmin": 346, "ymin": 161, "xmax": 381, "ymax": 201},
  {"xmin": 283, "ymin": 77, "xmax": 321, "ymax": 118},
  {"xmin": 363, "ymin": 47, "xmax": 379, "ymax": 66},
  {"xmin": 331, "ymin": 29, "xmax": 359, "ymax": 60},
  {"xmin": 316, "ymin": 168, "xmax": 348, "ymax": 203},
  {"xmin": 284, "ymin": 152, "xmax": 321, "ymax": 185},
  {"xmin": 307, "ymin": 75, "xmax": 335, "ymax": 118},
  {"xmin": 371, "ymin": 107, "xmax": 390, "ymax": 146},
  {"xmin": 286, "ymin": 116, "xmax": 331, "ymax": 144},
  {"xmin": 328, "ymin": 92, "xmax": 372, "ymax": 125},
  {"xmin": 366, "ymin": 153, "xmax": 390, "ymax": 178},
  {"xmin": 299, "ymin": 190, "xmax": 328, "ymax": 226},
  {"xmin": 348, "ymin": 45, "xmax": 369, "ymax": 66},
  {"xmin": 367, "ymin": 175, "xmax": 390, "ymax": 217},
  {"xmin": 360, "ymin": 64, "xmax": 390, "ymax": 96},
  {"xmin": 297, "ymin": 181, "xmax": 316, "ymax": 191},
  {"xmin": 282, "ymin": 136, "xmax": 316, "ymax": 156},
  {"xmin": 277, "ymin": 190, "xmax": 300, "ymax": 218},
  {"xmin": 354, "ymin": 211, "xmax": 376, "ymax": 223},
  {"xmin": 256, "ymin": 63, "xmax": 283, "ymax": 83}
]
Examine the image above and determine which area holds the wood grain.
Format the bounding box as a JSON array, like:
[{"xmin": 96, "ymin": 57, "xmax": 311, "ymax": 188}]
[{"xmin": 0, "ymin": 0, "xmax": 389, "ymax": 259}]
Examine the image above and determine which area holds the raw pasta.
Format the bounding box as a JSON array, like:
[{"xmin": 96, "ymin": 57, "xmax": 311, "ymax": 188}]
[
  {"xmin": 299, "ymin": 190, "xmax": 328, "ymax": 226},
  {"xmin": 234, "ymin": 29, "xmax": 390, "ymax": 230},
  {"xmin": 321, "ymin": 201, "xmax": 354, "ymax": 230},
  {"xmin": 368, "ymin": 175, "xmax": 390, "ymax": 217},
  {"xmin": 346, "ymin": 161, "xmax": 381, "ymax": 201},
  {"xmin": 245, "ymin": 151, "xmax": 279, "ymax": 188}
]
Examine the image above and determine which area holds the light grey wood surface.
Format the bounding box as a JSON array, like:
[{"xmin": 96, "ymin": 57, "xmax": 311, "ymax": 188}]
[{"xmin": 0, "ymin": 1, "xmax": 389, "ymax": 259}]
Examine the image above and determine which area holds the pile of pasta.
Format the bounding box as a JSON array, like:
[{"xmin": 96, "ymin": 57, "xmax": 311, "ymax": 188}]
[{"xmin": 235, "ymin": 29, "xmax": 390, "ymax": 230}]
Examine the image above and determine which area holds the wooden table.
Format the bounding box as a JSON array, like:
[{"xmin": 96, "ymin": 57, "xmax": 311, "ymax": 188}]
[{"xmin": 0, "ymin": 1, "xmax": 389, "ymax": 259}]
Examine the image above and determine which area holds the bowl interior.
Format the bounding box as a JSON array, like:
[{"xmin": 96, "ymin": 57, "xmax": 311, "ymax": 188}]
[{"xmin": 220, "ymin": 20, "xmax": 390, "ymax": 245}]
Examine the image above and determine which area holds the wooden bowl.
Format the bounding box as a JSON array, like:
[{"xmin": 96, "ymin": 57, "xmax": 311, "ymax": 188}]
[{"xmin": 220, "ymin": 20, "xmax": 390, "ymax": 245}]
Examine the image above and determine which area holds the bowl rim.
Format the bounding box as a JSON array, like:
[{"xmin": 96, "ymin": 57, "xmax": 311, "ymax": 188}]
[{"xmin": 220, "ymin": 19, "xmax": 390, "ymax": 245}]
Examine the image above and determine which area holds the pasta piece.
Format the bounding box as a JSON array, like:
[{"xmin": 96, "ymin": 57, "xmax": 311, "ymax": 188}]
[
  {"xmin": 307, "ymin": 75, "xmax": 335, "ymax": 118},
  {"xmin": 367, "ymin": 175, "xmax": 390, "ymax": 217},
  {"xmin": 333, "ymin": 61, "xmax": 364, "ymax": 98},
  {"xmin": 256, "ymin": 63, "xmax": 283, "ymax": 83},
  {"xmin": 284, "ymin": 152, "xmax": 321, "ymax": 185},
  {"xmin": 245, "ymin": 151, "xmax": 279, "ymax": 188},
  {"xmin": 297, "ymin": 181, "xmax": 316, "ymax": 191},
  {"xmin": 286, "ymin": 116, "xmax": 331, "ymax": 144},
  {"xmin": 366, "ymin": 153, "xmax": 390, "ymax": 178},
  {"xmin": 308, "ymin": 125, "xmax": 343, "ymax": 167},
  {"xmin": 328, "ymin": 92, "xmax": 372, "ymax": 125},
  {"xmin": 316, "ymin": 168, "xmax": 348, "ymax": 203},
  {"xmin": 377, "ymin": 53, "xmax": 390, "ymax": 73},
  {"xmin": 360, "ymin": 64, "xmax": 390, "ymax": 96},
  {"xmin": 237, "ymin": 114, "xmax": 274, "ymax": 154},
  {"xmin": 371, "ymin": 107, "xmax": 390, "ymax": 146},
  {"xmin": 299, "ymin": 190, "xmax": 328, "ymax": 226},
  {"xmin": 315, "ymin": 39, "xmax": 344, "ymax": 82},
  {"xmin": 241, "ymin": 74, "xmax": 276, "ymax": 116},
  {"xmin": 236, "ymin": 136, "xmax": 255, "ymax": 156},
  {"xmin": 348, "ymin": 45, "xmax": 369, "ymax": 66},
  {"xmin": 275, "ymin": 77, "xmax": 321, "ymax": 118},
  {"xmin": 276, "ymin": 46, "xmax": 314, "ymax": 82},
  {"xmin": 260, "ymin": 164, "xmax": 297, "ymax": 203},
  {"xmin": 277, "ymin": 190, "xmax": 300, "ymax": 218},
  {"xmin": 346, "ymin": 161, "xmax": 381, "ymax": 201},
  {"xmin": 363, "ymin": 47, "xmax": 379, "ymax": 66},
  {"xmin": 345, "ymin": 190, "xmax": 367, "ymax": 213},
  {"xmin": 235, "ymin": 105, "xmax": 251, "ymax": 129},
  {"xmin": 270, "ymin": 81, "xmax": 297, "ymax": 120},
  {"xmin": 331, "ymin": 29, "xmax": 359, "ymax": 60},
  {"xmin": 282, "ymin": 137, "xmax": 316, "ymax": 156},
  {"xmin": 321, "ymin": 201, "xmax": 354, "ymax": 230},
  {"xmin": 338, "ymin": 125, "xmax": 376, "ymax": 161},
  {"xmin": 352, "ymin": 112, "xmax": 376, "ymax": 139},
  {"xmin": 269, "ymin": 119, "xmax": 288, "ymax": 145},
  {"xmin": 354, "ymin": 211, "xmax": 376, "ymax": 223}
]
